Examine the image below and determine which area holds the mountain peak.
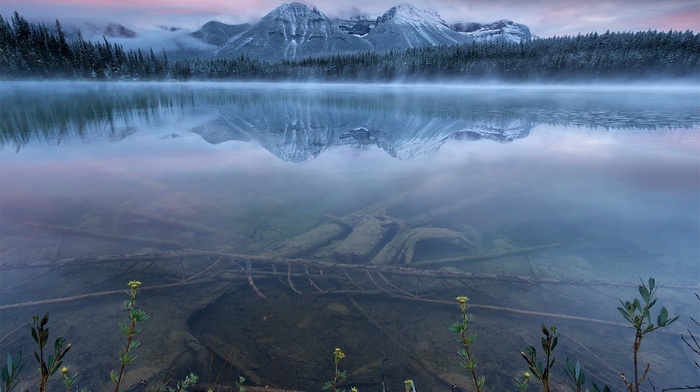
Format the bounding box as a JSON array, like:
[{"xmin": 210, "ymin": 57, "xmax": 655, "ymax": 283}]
[
  {"xmin": 377, "ymin": 3, "xmax": 446, "ymax": 27},
  {"xmin": 267, "ymin": 2, "xmax": 326, "ymax": 20},
  {"xmin": 103, "ymin": 23, "xmax": 137, "ymax": 38}
]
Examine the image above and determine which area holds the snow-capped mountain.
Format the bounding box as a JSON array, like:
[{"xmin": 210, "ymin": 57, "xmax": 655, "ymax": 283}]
[
  {"xmin": 335, "ymin": 16, "xmax": 376, "ymax": 36},
  {"xmin": 212, "ymin": 2, "xmax": 373, "ymax": 61},
  {"xmin": 190, "ymin": 21, "xmax": 252, "ymax": 47},
  {"xmin": 187, "ymin": 2, "xmax": 531, "ymax": 61},
  {"xmin": 451, "ymin": 20, "xmax": 531, "ymax": 43},
  {"xmin": 366, "ymin": 3, "xmax": 470, "ymax": 51}
]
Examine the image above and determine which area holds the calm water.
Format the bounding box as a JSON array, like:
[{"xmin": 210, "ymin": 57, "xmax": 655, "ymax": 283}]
[{"xmin": 0, "ymin": 82, "xmax": 698, "ymax": 391}]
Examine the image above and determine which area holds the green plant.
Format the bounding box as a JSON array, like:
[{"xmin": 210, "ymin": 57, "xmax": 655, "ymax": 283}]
[
  {"xmin": 110, "ymin": 280, "xmax": 149, "ymax": 392},
  {"xmin": 235, "ymin": 375, "xmax": 246, "ymax": 392},
  {"xmin": 31, "ymin": 313, "xmax": 73, "ymax": 392},
  {"xmin": 322, "ymin": 348, "xmax": 357, "ymax": 392},
  {"xmin": 563, "ymin": 358, "xmax": 611, "ymax": 392},
  {"xmin": 564, "ymin": 358, "xmax": 585, "ymax": 392},
  {"xmin": 449, "ymin": 296, "xmax": 485, "ymax": 392},
  {"xmin": 521, "ymin": 325, "xmax": 558, "ymax": 392},
  {"xmin": 514, "ymin": 371, "xmax": 531, "ymax": 391},
  {"xmin": 617, "ymin": 278, "xmax": 679, "ymax": 392},
  {"xmin": 163, "ymin": 372, "xmax": 198, "ymax": 392},
  {"xmin": 404, "ymin": 379, "xmax": 416, "ymax": 392},
  {"xmin": 1, "ymin": 352, "xmax": 24, "ymax": 392},
  {"xmin": 60, "ymin": 365, "xmax": 89, "ymax": 392}
]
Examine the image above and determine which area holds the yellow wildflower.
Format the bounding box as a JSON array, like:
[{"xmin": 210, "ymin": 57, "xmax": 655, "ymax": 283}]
[
  {"xmin": 128, "ymin": 280, "xmax": 142, "ymax": 290},
  {"xmin": 456, "ymin": 296, "xmax": 469, "ymax": 304},
  {"xmin": 524, "ymin": 371, "xmax": 531, "ymax": 379},
  {"xmin": 333, "ymin": 347, "xmax": 345, "ymax": 362},
  {"xmin": 61, "ymin": 366, "xmax": 69, "ymax": 374}
]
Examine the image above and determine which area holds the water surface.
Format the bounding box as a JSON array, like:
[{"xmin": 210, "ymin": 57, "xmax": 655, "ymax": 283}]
[{"xmin": 1, "ymin": 82, "xmax": 698, "ymax": 391}]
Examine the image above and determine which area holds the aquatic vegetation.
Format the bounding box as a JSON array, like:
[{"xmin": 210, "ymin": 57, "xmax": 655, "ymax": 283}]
[
  {"xmin": 520, "ymin": 325, "xmax": 557, "ymax": 392},
  {"xmin": 111, "ymin": 280, "xmax": 150, "ymax": 392},
  {"xmin": 617, "ymin": 278, "xmax": 679, "ymax": 392},
  {"xmin": 322, "ymin": 348, "xmax": 357, "ymax": 392},
  {"xmin": 562, "ymin": 358, "xmax": 611, "ymax": 392},
  {"xmin": 404, "ymin": 379, "xmax": 416, "ymax": 392},
  {"xmin": 164, "ymin": 372, "xmax": 198, "ymax": 392},
  {"xmin": 0, "ymin": 278, "xmax": 687, "ymax": 391},
  {"xmin": 514, "ymin": 370, "xmax": 530, "ymax": 391},
  {"xmin": 235, "ymin": 375, "xmax": 247, "ymax": 392},
  {"xmin": 449, "ymin": 296, "xmax": 485, "ymax": 392},
  {"xmin": 31, "ymin": 313, "xmax": 73, "ymax": 392},
  {"xmin": 61, "ymin": 365, "xmax": 88, "ymax": 392},
  {"xmin": 1, "ymin": 352, "xmax": 23, "ymax": 392}
]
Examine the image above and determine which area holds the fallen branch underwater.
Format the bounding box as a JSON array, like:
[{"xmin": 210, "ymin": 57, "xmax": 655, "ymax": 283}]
[
  {"xmin": 2, "ymin": 248, "xmax": 698, "ymax": 292},
  {"xmin": 0, "ymin": 258, "xmax": 688, "ymax": 340}
]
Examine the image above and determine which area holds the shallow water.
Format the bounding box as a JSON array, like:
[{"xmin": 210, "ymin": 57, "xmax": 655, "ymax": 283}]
[{"xmin": 0, "ymin": 82, "xmax": 698, "ymax": 391}]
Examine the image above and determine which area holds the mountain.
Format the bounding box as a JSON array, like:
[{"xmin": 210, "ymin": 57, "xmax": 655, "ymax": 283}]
[
  {"xmin": 335, "ymin": 16, "xmax": 376, "ymax": 36},
  {"xmin": 365, "ymin": 3, "xmax": 471, "ymax": 51},
  {"xmin": 212, "ymin": 2, "xmax": 373, "ymax": 61},
  {"xmin": 190, "ymin": 21, "xmax": 252, "ymax": 47},
  {"xmin": 451, "ymin": 20, "xmax": 531, "ymax": 43},
  {"xmin": 187, "ymin": 2, "xmax": 532, "ymax": 61},
  {"xmin": 103, "ymin": 23, "xmax": 138, "ymax": 38}
]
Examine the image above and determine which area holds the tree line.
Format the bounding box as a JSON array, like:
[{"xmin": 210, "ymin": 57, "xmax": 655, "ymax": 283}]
[
  {"xmin": 0, "ymin": 12, "xmax": 169, "ymax": 79},
  {"xmin": 1, "ymin": 11, "xmax": 698, "ymax": 82}
]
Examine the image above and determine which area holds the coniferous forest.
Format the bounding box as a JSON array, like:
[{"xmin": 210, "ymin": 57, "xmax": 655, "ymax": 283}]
[{"xmin": 1, "ymin": 11, "xmax": 699, "ymax": 82}]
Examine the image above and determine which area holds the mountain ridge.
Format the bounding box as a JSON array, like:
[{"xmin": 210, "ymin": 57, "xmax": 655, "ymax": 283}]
[{"xmin": 186, "ymin": 2, "xmax": 531, "ymax": 61}]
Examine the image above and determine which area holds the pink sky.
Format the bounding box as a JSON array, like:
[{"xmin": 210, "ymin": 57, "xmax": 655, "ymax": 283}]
[{"xmin": 1, "ymin": 0, "xmax": 698, "ymax": 37}]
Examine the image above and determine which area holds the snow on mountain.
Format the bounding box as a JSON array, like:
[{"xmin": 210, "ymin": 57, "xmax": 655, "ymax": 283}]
[
  {"xmin": 451, "ymin": 20, "xmax": 531, "ymax": 43},
  {"xmin": 212, "ymin": 2, "xmax": 372, "ymax": 60},
  {"xmin": 191, "ymin": 21, "xmax": 251, "ymax": 47},
  {"xmin": 186, "ymin": 2, "xmax": 532, "ymax": 61},
  {"xmin": 366, "ymin": 3, "xmax": 471, "ymax": 51},
  {"xmin": 335, "ymin": 16, "xmax": 376, "ymax": 36}
]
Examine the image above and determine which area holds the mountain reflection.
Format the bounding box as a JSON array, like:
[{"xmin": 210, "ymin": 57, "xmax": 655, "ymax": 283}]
[{"xmin": 1, "ymin": 82, "xmax": 698, "ymax": 161}]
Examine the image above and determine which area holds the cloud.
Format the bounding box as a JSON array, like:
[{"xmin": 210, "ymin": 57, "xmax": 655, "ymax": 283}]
[{"xmin": 79, "ymin": 26, "xmax": 217, "ymax": 53}]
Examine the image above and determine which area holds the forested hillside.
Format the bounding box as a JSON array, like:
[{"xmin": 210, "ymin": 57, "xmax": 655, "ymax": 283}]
[{"xmin": 1, "ymin": 12, "xmax": 698, "ymax": 82}]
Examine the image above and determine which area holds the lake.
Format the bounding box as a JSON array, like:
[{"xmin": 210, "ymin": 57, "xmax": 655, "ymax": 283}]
[{"xmin": 1, "ymin": 81, "xmax": 698, "ymax": 391}]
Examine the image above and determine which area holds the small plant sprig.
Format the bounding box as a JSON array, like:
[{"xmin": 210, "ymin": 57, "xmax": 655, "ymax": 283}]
[
  {"xmin": 60, "ymin": 366, "xmax": 89, "ymax": 392},
  {"xmin": 322, "ymin": 348, "xmax": 357, "ymax": 392},
  {"xmin": 404, "ymin": 379, "xmax": 416, "ymax": 392},
  {"xmin": 165, "ymin": 372, "xmax": 198, "ymax": 392},
  {"xmin": 617, "ymin": 278, "xmax": 678, "ymax": 392},
  {"xmin": 521, "ymin": 325, "xmax": 558, "ymax": 392},
  {"xmin": 111, "ymin": 280, "xmax": 149, "ymax": 392},
  {"xmin": 449, "ymin": 296, "xmax": 485, "ymax": 392},
  {"xmin": 235, "ymin": 375, "xmax": 247, "ymax": 392},
  {"xmin": 31, "ymin": 313, "xmax": 73, "ymax": 392},
  {"xmin": 1, "ymin": 352, "xmax": 24, "ymax": 392},
  {"xmin": 514, "ymin": 371, "xmax": 531, "ymax": 391},
  {"xmin": 564, "ymin": 358, "xmax": 585, "ymax": 392},
  {"xmin": 563, "ymin": 358, "xmax": 610, "ymax": 392}
]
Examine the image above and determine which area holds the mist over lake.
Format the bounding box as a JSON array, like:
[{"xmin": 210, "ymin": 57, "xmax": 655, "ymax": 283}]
[{"xmin": 0, "ymin": 82, "xmax": 698, "ymax": 391}]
